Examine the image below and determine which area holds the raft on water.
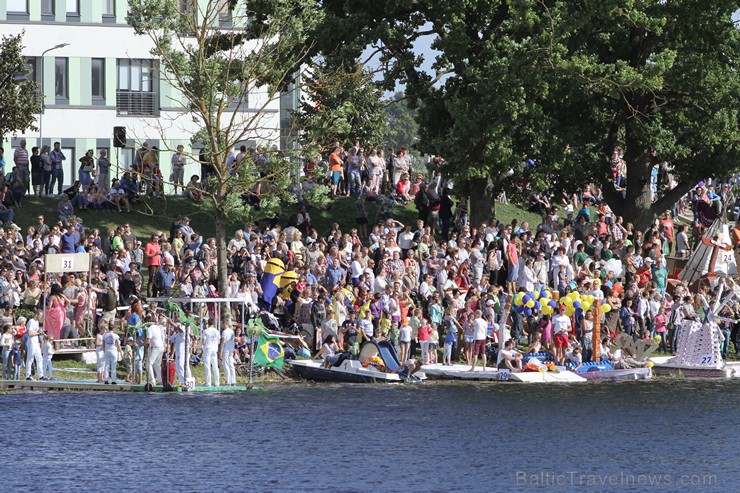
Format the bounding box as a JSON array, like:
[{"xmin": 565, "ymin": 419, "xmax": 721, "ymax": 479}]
[{"xmin": 421, "ymin": 364, "xmax": 587, "ymax": 383}]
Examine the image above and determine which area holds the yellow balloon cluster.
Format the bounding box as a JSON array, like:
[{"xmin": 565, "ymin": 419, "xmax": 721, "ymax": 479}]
[{"xmin": 513, "ymin": 289, "xmax": 613, "ymax": 318}]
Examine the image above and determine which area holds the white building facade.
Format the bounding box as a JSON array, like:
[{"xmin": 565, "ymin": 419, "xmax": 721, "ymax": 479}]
[{"xmin": 0, "ymin": 0, "xmax": 290, "ymax": 191}]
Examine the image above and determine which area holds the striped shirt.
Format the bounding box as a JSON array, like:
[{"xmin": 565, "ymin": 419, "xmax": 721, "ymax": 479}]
[{"xmin": 13, "ymin": 147, "xmax": 29, "ymax": 168}]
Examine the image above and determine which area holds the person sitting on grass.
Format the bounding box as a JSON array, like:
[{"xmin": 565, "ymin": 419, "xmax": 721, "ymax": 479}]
[
  {"xmin": 497, "ymin": 339, "xmax": 523, "ymax": 371},
  {"xmin": 185, "ymin": 175, "xmax": 203, "ymax": 202},
  {"xmin": 108, "ymin": 180, "xmax": 131, "ymax": 213},
  {"xmin": 63, "ymin": 181, "xmax": 89, "ymax": 210},
  {"xmin": 120, "ymin": 173, "xmax": 140, "ymax": 202},
  {"xmin": 57, "ymin": 194, "xmax": 74, "ymax": 221}
]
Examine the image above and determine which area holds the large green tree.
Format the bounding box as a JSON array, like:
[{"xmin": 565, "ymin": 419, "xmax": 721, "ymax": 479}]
[
  {"xmin": 535, "ymin": 0, "xmax": 740, "ymax": 230},
  {"xmin": 253, "ymin": 0, "xmax": 740, "ymax": 229},
  {"xmin": 0, "ymin": 33, "xmax": 38, "ymax": 139},
  {"xmin": 128, "ymin": 0, "xmax": 327, "ymax": 295}
]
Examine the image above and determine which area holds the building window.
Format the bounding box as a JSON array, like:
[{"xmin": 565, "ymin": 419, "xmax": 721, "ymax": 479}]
[
  {"xmin": 219, "ymin": 0, "xmax": 233, "ymax": 27},
  {"xmin": 55, "ymin": 58, "xmax": 68, "ymax": 101},
  {"xmin": 103, "ymin": 0, "xmax": 115, "ymax": 15},
  {"xmin": 92, "ymin": 59, "xmax": 105, "ymax": 102},
  {"xmin": 66, "ymin": 0, "xmax": 79, "ymax": 13},
  {"xmin": 24, "ymin": 57, "xmax": 38, "ymax": 82},
  {"xmin": 7, "ymin": 0, "xmax": 27, "ymax": 13},
  {"xmin": 41, "ymin": 0, "xmax": 54, "ymax": 15},
  {"xmin": 117, "ymin": 59, "xmax": 158, "ymax": 116}
]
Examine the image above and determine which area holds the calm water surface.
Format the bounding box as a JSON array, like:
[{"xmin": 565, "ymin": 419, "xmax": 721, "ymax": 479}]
[{"xmin": 0, "ymin": 379, "xmax": 738, "ymax": 492}]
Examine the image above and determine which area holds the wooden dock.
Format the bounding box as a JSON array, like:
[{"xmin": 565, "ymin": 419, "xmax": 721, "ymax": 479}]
[{"xmin": 0, "ymin": 379, "xmax": 248, "ymax": 392}]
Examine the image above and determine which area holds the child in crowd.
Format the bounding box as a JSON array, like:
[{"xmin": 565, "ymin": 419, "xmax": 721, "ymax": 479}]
[
  {"xmin": 388, "ymin": 320, "xmax": 400, "ymax": 353},
  {"xmin": 398, "ymin": 318, "xmax": 412, "ymax": 363},
  {"xmin": 428, "ymin": 323, "xmax": 439, "ymax": 364},
  {"xmin": 417, "ymin": 317, "xmax": 431, "ymax": 364},
  {"xmin": 567, "ymin": 346, "xmax": 583, "ymax": 371},
  {"xmin": 442, "ymin": 315, "xmax": 459, "ymax": 366},
  {"xmin": 528, "ymin": 332, "xmax": 542, "ymax": 354},
  {"xmin": 11, "ymin": 341, "xmax": 22, "ymax": 380},
  {"xmin": 1, "ymin": 324, "xmax": 14, "ymax": 379},
  {"xmin": 133, "ymin": 334, "xmax": 144, "ymax": 384},
  {"xmin": 124, "ymin": 336, "xmax": 135, "ymax": 383},
  {"xmin": 41, "ymin": 335, "xmax": 54, "ymax": 380}
]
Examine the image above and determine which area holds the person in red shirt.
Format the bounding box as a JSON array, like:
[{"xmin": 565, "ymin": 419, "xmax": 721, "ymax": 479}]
[
  {"xmin": 635, "ymin": 258, "xmax": 653, "ymax": 288},
  {"xmin": 145, "ymin": 233, "xmax": 162, "ymax": 296},
  {"xmin": 416, "ymin": 318, "xmax": 432, "ymax": 364},
  {"xmin": 395, "ymin": 173, "xmax": 412, "ymax": 202},
  {"xmin": 659, "ymin": 210, "xmax": 675, "ymax": 252},
  {"xmin": 328, "ymin": 145, "xmax": 344, "ymax": 197}
]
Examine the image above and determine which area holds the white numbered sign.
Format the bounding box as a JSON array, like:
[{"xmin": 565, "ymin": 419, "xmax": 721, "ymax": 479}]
[
  {"xmin": 699, "ymin": 354, "xmax": 713, "ymax": 365},
  {"xmin": 721, "ymin": 252, "xmax": 733, "ymax": 264},
  {"xmin": 497, "ymin": 369, "xmax": 510, "ymax": 381},
  {"xmin": 183, "ymin": 377, "xmax": 196, "ymax": 391},
  {"xmin": 61, "ymin": 257, "xmax": 74, "ymax": 270}
]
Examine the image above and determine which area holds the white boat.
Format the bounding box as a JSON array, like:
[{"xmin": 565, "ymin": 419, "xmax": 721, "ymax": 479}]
[{"xmin": 422, "ymin": 363, "xmax": 587, "ymax": 383}]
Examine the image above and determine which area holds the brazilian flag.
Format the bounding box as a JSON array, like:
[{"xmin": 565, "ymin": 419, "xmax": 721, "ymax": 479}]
[{"xmin": 253, "ymin": 335, "xmax": 284, "ymax": 369}]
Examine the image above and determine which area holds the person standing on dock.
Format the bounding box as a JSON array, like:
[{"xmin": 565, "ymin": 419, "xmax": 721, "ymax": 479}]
[
  {"xmin": 170, "ymin": 323, "xmax": 192, "ymax": 386},
  {"xmin": 220, "ymin": 321, "xmax": 236, "ymax": 386},
  {"xmin": 24, "ymin": 316, "xmax": 42, "ymax": 381},
  {"xmin": 469, "ymin": 310, "xmax": 488, "ymax": 372},
  {"xmin": 41, "ymin": 336, "xmax": 55, "ymax": 381},
  {"xmin": 146, "ymin": 315, "xmax": 166, "ymax": 386},
  {"xmin": 202, "ymin": 319, "xmax": 221, "ymax": 387},
  {"xmin": 103, "ymin": 325, "xmax": 121, "ymax": 385}
]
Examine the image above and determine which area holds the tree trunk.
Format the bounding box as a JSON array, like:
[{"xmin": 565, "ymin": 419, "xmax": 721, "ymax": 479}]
[
  {"xmin": 468, "ymin": 177, "xmax": 495, "ymax": 227},
  {"xmin": 622, "ymin": 127, "xmax": 657, "ymax": 233},
  {"xmin": 214, "ymin": 209, "xmax": 229, "ymax": 299}
]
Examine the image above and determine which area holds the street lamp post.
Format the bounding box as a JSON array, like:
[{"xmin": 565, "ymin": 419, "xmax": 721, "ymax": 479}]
[{"xmin": 38, "ymin": 43, "xmax": 69, "ymax": 147}]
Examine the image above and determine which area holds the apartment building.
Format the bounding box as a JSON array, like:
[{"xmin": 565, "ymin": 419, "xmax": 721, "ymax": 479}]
[{"xmin": 0, "ymin": 0, "xmax": 292, "ymax": 190}]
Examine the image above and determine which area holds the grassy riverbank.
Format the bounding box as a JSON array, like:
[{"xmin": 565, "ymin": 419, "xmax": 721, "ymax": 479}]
[{"xmin": 13, "ymin": 195, "xmax": 542, "ymax": 238}]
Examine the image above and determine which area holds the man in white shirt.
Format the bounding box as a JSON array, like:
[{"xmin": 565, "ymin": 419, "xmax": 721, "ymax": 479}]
[
  {"xmin": 219, "ymin": 321, "xmax": 236, "ymax": 386},
  {"xmin": 469, "ymin": 311, "xmax": 489, "ymax": 372},
  {"xmin": 146, "ymin": 315, "xmax": 166, "ymax": 385},
  {"xmin": 202, "ymin": 319, "xmax": 221, "ymax": 387},
  {"xmin": 24, "ymin": 316, "xmax": 42, "ymax": 380},
  {"xmin": 103, "ymin": 324, "xmax": 121, "ymax": 384},
  {"xmin": 170, "ymin": 324, "xmax": 192, "ymax": 385}
]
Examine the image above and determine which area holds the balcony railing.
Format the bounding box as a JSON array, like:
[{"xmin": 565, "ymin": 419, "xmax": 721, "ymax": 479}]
[{"xmin": 116, "ymin": 90, "xmax": 159, "ymax": 116}]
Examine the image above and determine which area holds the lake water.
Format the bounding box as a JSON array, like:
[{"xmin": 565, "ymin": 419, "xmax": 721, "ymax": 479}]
[{"xmin": 1, "ymin": 379, "xmax": 738, "ymax": 492}]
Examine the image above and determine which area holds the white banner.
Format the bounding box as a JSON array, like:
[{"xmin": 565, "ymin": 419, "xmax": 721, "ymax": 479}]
[{"xmin": 44, "ymin": 253, "xmax": 91, "ymax": 274}]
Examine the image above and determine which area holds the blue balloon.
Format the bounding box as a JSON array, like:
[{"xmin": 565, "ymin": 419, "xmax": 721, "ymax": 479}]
[
  {"xmin": 534, "ymin": 301, "xmax": 541, "ymax": 310},
  {"xmin": 540, "ymin": 291, "xmax": 548, "ymax": 300},
  {"xmin": 522, "ymin": 294, "xmax": 532, "ymax": 303},
  {"xmin": 524, "ymin": 308, "xmax": 533, "ymax": 317},
  {"xmin": 573, "ymin": 301, "xmax": 581, "ymax": 309},
  {"xmin": 516, "ymin": 305, "xmax": 525, "ymax": 314},
  {"xmin": 548, "ymin": 300, "xmax": 557, "ymax": 308}
]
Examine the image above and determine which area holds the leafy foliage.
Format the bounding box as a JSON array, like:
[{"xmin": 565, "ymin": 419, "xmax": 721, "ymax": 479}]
[
  {"xmin": 255, "ymin": 0, "xmax": 740, "ymax": 227},
  {"xmin": 292, "ymin": 65, "xmax": 387, "ymax": 149},
  {"xmin": 0, "ymin": 33, "xmax": 39, "ymax": 138},
  {"xmin": 384, "ymin": 92, "xmax": 419, "ymax": 152},
  {"xmin": 127, "ymin": 0, "xmax": 326, "ymax": 293}
]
